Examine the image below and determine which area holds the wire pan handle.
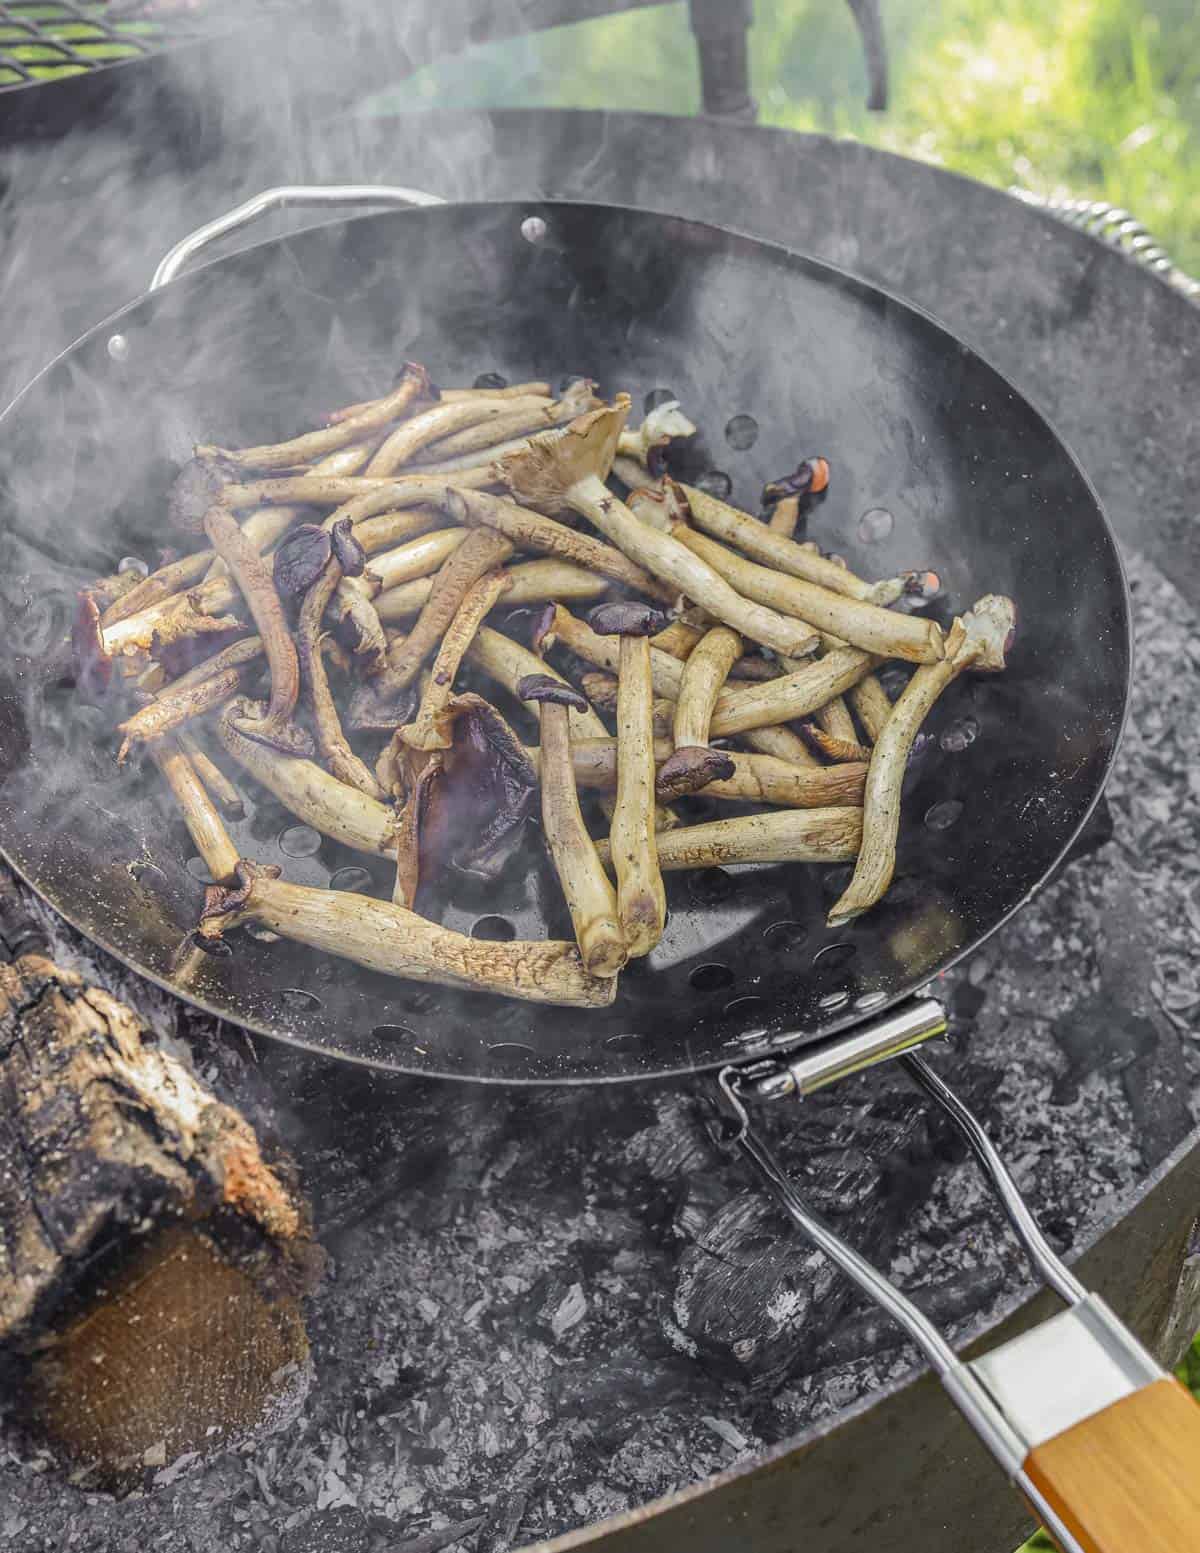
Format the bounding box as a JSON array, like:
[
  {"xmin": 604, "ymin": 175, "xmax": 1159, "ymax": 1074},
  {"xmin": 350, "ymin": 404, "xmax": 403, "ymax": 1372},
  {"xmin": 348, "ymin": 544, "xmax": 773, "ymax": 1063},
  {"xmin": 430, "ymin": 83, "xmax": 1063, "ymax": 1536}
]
[{"xmin": 151, "ymin": 184, "xmax": 447, "ymax": 292}]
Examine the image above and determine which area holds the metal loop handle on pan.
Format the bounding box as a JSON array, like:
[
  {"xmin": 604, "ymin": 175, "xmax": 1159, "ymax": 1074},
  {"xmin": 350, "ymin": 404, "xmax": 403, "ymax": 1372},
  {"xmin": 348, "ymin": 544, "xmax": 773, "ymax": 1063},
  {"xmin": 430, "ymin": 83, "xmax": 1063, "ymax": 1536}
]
[
  {"xmin": 150, "ymin": 184, "xmax": 447, "ymax": 291},
  {"xmin": 1011, "ymin": 187, "xmax": 1200, "ymax": 302}
]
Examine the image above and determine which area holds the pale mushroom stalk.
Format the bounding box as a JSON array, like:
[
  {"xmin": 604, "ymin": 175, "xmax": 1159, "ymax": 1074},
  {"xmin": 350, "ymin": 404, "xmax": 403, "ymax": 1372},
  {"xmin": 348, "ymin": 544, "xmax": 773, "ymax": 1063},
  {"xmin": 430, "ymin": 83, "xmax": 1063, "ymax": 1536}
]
[
  {"xmin": 588, "ymin": 603, "xmax": 672, "ymax": 958},
  {"xmin": 117, "ymin": 665, "xmax": 250, "ymax": 765},
  {"xmin": 328, "ymin": 381, "xmax": 552, "ymax": 422},
  {"xmin": 815, "ymin": 695, "xmax": 862, "ymax": 748},
  {"xmin": 150, "ymin": 738, "xmax": 241, "ymax": 883},
  {"xmin": 444, "ymin": 486, "xmax": 676, "ymax": 603},
  {"xmin": 203, "ymin": 504, "xmax": 312, "ymax": 755},
  {"xmin": 367, "ymin": 394, "xmax": 554, "ymax": 478},
  {"xmin": 768, "ymin": 494, "xmax": 802, "ymax": 538},
  {"xmin": 498, "ymin": 403, "xmax": 820, "ymax": 658},
  {"xmin": 741, "ymin": 723, "xmax": 823, "ymax": 770},
  {"xmin": 218, "ymin": 700, "xmax": 398, "ymax": 857},
  {"xmin": 849, "ymin": 675, "xmax": 894, "ymax": 743},
  {"xmin": 517, "ymin": 676, "xmax": 627, "ymax": 978},
  {"xmin": 165, "ymin": 634, "xmax": 264, "ymax": 694},
  {"xmin": 180, "ymin": 735, "xmax": 244, "ymax": 819},
  {"xmin": 651, "ymin": 620, "xmax": 705, "ymax": 659},
  {"xmin": 353, "ymin": 528, "xmax": 468, "ymax": 597},
  {"xmin": 198, "ymin": 867, "xmax": 615, "ymax": 1009},
  {"xmin": 828, "ymin": 595, "xmax": 1017, "ymax": 926},
  {"xmin": 681, "ymin": 482, "xmax": 903, "ymax": 604},
  {"xmin": 223, "ymin": 467, "xmax": 496, "ymax": 510},
  {"xmin": 709, "ymin": 647, "xmax": 882, "ymax": 738},
  {"xmin": 412, "ymin": 380, "xmax": 597, "ymax": 466},
  {"xmin": 801, "ymin": 722, "xmax": 873, "ymax": 763},
  {"xmin": 200, "ymin": 363, "xmax": 432, "ymax": 471},
  {"xmin": 616, "ymin": 401, "xmax": 697, "ymax": 467},
  {"xmin": 401, "ymin": 571, "xmax": 512, "ymax": 751},
  {"xmin": 673, "ymin": 525, "xmax": 944, "ymax": 665},
  {"xmin": 596, "ymin": 807, "xmax": 863, "ymax": 870},
  {"xmin": 579, "ymin": 673, "xmax": 676, "ymax": 738},
  {"xmin": 297, "ymin": 554, "xmax": 387, "ymax": 801},
  {"xmin": 375, "ymin": 558, "xmax": 607, "ymax": 623},
  {"xmin": 673, "ymin": 626, "xmax": 741, "ymax": 749},
  {"xmin": 467, "ymin": 627, "xmax": 610, "ymax": 743},
  {"xmin": 101, "ymin": 549, "xmax": 216, "ymax": 628},
  {"xmin": 543, "ymin": 604, "xmax": 685, "ymax": 699},
  {"xmin": 555, "ymin": 740, "xmax": 868, "ymax": 809}
]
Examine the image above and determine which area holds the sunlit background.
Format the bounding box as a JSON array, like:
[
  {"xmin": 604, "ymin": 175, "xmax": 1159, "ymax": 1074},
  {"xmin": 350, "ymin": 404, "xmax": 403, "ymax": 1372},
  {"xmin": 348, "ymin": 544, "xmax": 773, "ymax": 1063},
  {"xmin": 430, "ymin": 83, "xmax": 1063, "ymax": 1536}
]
[{"xmin": 385, "ymin": 0, "xmax": 1200, "ymax": 276}]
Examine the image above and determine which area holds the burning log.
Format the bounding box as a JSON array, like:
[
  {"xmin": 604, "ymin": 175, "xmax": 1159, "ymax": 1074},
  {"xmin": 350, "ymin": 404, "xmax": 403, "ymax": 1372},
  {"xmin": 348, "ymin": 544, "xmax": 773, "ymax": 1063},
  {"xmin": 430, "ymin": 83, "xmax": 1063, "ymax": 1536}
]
[{"xmin": 0, "ymin": 866, "xmax": 320, "ymax": 1480}]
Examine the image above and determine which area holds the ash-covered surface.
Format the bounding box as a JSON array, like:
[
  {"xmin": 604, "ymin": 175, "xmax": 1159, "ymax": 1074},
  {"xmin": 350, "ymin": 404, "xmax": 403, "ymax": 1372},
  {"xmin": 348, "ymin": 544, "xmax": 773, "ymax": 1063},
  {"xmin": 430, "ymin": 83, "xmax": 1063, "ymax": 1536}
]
[{"xmin": 2, "ymin": 547, "xmax": 1199, "ymax": 1552}]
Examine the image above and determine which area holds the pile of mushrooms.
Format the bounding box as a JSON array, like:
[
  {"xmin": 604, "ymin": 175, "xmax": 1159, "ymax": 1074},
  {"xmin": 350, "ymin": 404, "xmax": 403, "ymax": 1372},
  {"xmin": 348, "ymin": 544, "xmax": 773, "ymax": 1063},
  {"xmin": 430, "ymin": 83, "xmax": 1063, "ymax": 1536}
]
[{"xmin": 76, "ymin": 367, "xmax": 1015, "ymax": 1008}]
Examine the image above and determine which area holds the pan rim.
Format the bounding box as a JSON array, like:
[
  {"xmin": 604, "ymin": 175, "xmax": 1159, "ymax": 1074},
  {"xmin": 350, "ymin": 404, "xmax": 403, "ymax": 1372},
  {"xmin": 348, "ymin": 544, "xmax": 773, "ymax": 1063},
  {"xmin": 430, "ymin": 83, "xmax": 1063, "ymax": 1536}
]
[{"xmin": 0, "ymin": 197, "xmax": 1133, "ymax": 1086}]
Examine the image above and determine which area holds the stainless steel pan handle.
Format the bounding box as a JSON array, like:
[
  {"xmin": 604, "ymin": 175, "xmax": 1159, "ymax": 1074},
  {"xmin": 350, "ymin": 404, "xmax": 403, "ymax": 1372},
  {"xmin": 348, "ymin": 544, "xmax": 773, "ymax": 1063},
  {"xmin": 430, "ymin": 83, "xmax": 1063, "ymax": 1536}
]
[{"xmin": 150, "ymin": 184, "xmax": 447, "ymax": 292}]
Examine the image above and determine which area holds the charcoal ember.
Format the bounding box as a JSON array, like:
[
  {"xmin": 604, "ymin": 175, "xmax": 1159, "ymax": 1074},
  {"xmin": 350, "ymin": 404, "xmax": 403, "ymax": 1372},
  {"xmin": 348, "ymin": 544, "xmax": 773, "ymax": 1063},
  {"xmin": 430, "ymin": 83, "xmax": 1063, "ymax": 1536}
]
[
  {"xmin": 812, "ymin": 1264, "xmax": 1005, "ymax": 1369},
  {"xmin": 280, "ymin": 1509, "xmax": 373, "ymax": 1552},
  {"xmin": 553, "ymin": 1343, "xmax": 703, "ymax": 1421},
  {"xmin": 476, "ymin": 1489, "xmax": 528, "ymax": 1553}
]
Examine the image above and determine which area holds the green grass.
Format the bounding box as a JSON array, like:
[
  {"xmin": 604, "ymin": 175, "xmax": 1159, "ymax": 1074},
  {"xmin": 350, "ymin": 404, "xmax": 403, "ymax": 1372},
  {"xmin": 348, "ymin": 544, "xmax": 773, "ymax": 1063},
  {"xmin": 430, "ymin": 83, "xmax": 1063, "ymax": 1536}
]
[{"xmin": 389, "ymin": 0, "xmax": 1200, "ymax": 275}]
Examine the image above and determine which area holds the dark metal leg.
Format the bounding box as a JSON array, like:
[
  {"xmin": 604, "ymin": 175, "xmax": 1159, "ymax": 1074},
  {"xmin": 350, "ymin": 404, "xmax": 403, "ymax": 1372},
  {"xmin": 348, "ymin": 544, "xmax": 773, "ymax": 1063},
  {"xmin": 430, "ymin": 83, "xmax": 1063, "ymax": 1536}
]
[{"xmin": 688, "ymin": 0, "xmax": 757, "ymax": 122}]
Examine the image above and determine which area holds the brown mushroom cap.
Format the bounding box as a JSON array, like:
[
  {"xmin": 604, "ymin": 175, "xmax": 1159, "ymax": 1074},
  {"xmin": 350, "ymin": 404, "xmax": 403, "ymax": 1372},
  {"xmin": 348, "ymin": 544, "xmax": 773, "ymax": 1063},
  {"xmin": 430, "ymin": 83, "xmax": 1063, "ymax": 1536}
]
[
  {"xmin": 517, "ymin": 673, "xmax": 590, "ymax": 712},
  {"xmin": 274, "ymin": 524, "xmax": 333, "ymax": 597},
  {"xmin": 586, "ymin": 602, "xmax": 672, "ymax": 639},
  {"xmin": 330, "ymin": 516, "xmax": 366, "ymax": 578},
  {"xmin": 655, "ymin": 745, "xmax": 737, "ymax": 802}
]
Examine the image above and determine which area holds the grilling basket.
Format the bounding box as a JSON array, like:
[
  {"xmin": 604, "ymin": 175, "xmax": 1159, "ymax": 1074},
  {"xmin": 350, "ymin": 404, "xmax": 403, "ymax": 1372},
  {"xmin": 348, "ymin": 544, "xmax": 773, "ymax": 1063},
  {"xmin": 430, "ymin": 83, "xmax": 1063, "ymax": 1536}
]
[{"xmin": 0, "ymin": 185, "xmax": 1189, "ymax": 1552}]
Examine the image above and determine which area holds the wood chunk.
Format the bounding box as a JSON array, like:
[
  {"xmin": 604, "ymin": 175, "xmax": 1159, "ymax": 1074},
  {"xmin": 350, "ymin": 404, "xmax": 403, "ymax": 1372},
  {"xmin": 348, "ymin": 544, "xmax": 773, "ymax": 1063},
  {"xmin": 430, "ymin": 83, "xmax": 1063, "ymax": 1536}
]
[{"xmin": 0, "ymin": 942, "xmax": 322, "ymax": 1478}]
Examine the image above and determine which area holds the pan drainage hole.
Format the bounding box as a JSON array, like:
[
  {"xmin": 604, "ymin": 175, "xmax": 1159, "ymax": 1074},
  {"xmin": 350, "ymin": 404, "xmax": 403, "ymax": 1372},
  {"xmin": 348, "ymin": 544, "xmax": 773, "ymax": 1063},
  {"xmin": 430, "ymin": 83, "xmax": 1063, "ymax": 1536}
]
[
  {"xmin": 813, "ymin": 942, "xmax": 857, "ymax": 971},
  {"xmin": 689, "ymin": 962, "xmax": 734, "ymax": 993},
  {"xmin": 246, "ymin": 923, "xmax": 281, "ymax": 943},
  {"xmin": 688, "ymin": 867, "xmax": 736, "ymax": 906},
  {"xmin": 279, "ymin": 824, "xmax": 322, "ymax": 858},
  {"xmin": 185, "ymin": 856, "xmax": 214, "ymax": 883},
  {"xmin": 471, "ymin": 915, "xmax": 517, "ymax": 942},
  {"xmin": 129, "ymin": 860, "xmax": 167, "ymax": 887},
  {"xmin": 857, "ymin": 507, "xmax": 894, "ymax": 544},
  {"xmin": 854, "ymin": 990, "xmax": 888, "ymax": 1013},
  {"xmin": 924, "ymin": 799, "xmax": 964, "ymax": 832},
  {"xmin": 117, "ymin": 554, "xmax": 148, "ymax": 578},
  {"xmin": 940, "ymin": 716, "xmax": 980, "ymax": 753},
  {"xmin": 604, "ymin": 1032, "xmax": 645, "ymax": 1048},
  {"xmin": 328, "ymin": 866, "xmax": 374, "ymax": 894},
  {"xmin": 520, "ymin": 215, "xmax": 548, "ymax": 245},
  {"xmin": 487, "ymin": 1041, "xmax": 536, "ymax": 1058},
  {"xmin": 373, "ymin": 1024, "xmax": 418, "ymax": 1043},
  {"xmin": 279, "ymin": 989, "xmax": 322, "ymax": 1013},
  {"xmin": 764, "ymin": 919, "xmax": 808, "ymax": 952},
  {"xmin": 474, "ymin": 372, "xmax": 508, "ymax": 390},
  {"xmin": 645, "ymin": 387, "xmax": 678, "ymax": 413},
  {"xmin": 722, "ymin": 995, "xmax": 767, "ymax": 1023},
  {"xmin": 694, "ymin": 469, "xmax": 732, "ymax": 500},
  {"xmin": 818, "ymin": 989, "xmax": 851, "ymax": 1013},
  {"xmin": 725, "ymin": 414, "xmax": 759, "ymax": 451}
]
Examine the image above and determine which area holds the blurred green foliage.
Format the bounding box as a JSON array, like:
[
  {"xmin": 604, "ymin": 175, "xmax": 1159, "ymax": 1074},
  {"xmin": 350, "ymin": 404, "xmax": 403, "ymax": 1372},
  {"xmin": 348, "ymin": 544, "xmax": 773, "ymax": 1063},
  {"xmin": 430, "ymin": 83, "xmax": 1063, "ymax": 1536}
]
[{"xmin": 392, "ymin": 0, "xmax": 1200, "ymax": 273}]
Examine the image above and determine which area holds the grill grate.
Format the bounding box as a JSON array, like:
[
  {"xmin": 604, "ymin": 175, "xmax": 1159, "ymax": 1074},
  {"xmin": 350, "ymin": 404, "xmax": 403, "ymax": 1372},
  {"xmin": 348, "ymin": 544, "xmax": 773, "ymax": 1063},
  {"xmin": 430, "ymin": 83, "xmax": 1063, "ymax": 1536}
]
[{"xmin": 0, "ymin": 0, "xmax": 211, "ymax": 89}]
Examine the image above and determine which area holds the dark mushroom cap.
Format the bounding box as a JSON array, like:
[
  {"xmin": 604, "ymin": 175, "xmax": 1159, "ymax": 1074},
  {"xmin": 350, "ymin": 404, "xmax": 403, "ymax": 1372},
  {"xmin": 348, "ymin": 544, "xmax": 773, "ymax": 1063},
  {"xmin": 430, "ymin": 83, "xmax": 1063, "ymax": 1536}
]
[
  {"xmin": 763, "ymin": 459, "xmax": 826, "ymax": 505},
  {"xmin": 330, "ymin": 516, "xmax": 366, "ymax": 578},
  {"xmin": 530, "ymin": 601, "xmax": 558, "ymax": 655},
  {"xmin": 516, "ymin": 673, "xmax": 589, "ymax": 712},
  {"xmin": 655, "ymin": 745, "xmax": 736, "ymax": 802},
  {"xmin": 274, "ymin": 524, "xmax": 333, "ymax": 597},
  {"xmin": 587, "ymin": 602, "xmax": 672, "ymax": 638}
]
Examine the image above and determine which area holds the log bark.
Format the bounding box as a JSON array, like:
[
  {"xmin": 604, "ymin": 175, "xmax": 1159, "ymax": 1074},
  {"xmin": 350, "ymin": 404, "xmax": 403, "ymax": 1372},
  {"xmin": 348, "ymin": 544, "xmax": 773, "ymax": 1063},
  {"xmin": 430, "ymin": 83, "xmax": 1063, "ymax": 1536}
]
[{"xmin": 0, "ymin": 868, "xmax": 322, "ymax": 1478}]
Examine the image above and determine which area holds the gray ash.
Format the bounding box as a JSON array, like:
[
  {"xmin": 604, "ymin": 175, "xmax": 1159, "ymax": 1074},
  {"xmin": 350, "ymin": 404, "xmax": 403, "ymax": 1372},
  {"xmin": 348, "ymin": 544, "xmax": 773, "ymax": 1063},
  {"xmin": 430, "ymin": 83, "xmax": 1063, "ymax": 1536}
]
[{"xmin": 2, "ymin": 548, "xmax": 1198, "ymax": 1551}]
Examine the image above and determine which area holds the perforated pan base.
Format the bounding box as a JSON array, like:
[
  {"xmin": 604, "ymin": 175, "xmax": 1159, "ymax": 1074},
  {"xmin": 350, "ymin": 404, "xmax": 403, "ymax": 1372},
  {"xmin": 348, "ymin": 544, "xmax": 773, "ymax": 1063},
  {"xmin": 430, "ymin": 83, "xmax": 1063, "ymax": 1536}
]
[{"xmin": 0, "ymin": 202, "xmax": 1130, "ymax": 1082}]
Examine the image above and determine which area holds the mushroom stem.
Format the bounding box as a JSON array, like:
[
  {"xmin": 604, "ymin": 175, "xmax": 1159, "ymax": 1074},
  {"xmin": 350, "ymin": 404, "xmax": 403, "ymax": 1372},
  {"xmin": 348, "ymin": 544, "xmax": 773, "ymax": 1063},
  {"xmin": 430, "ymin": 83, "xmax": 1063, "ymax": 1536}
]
[
  {"xmin": 101, "ymin": 550, "xmax": 216, "ymax": 629},
  {"xmin": 849, "ymin": 675, "xmax": 893, "ymax": 743},
  {"xmin": 354, "ymin": 528, "xmax": 469, "ymax": 598},
  {"xmin": 741, "ymin": 723, "xmax": 823, "ymax": 770},
  {"xmin": 611, "ymin": 634, "xmax": 667, "ymax": 958},
  {"xmin": 544, "ymin": 605, "xmax": 686, "ymax": 699},
  {"xmin": 616, "ymin": 401, "xmax": 697, "ymax": 466},
  {"xmin": 673, "ymin": 525, "xmax": 944, "ymax": 664},
  {"xmin": 180, "ymin": 735, "xmax": 244, "ymax": 819},
  {"xmin": 367, "ymin": 395, "xmax": 554, "ymax": 478},
  {"xmin": 401, "ymin": 571, "xmax": 512, "ymax": 751},
  {"xmin": 597, "ymin": 807, "xmax": 863, "ymax": 870},
  {"xmin": 709, "ymin": 647, "xmax": 882, "ymax": 737},
  {"xmin": 768, "ymin": 495, "xmax": 802, "ymax": 538},
  {"xmin": 150, "ymin": 738, "xmax": 241, "ymax": 883},
  {"xmin": 217, "ymin": 700, "xmax": 398, "ymax": 857},
  {"xmin": 828, "ymin": 594, "xmax": 1017, "ymax": 926},
  {"xmin": 499, "ymin": 404, "xmax": 820, "ymax": 657},
  {"xmin": 413, "ymin": 380, "xmax": 597, "ymax": 467},
  {"xmin": 578, "ymin": 673, "xmax": 676, "ymax": 737},
  {"xmin": 673, "ymin": 626, "xmax": 741, "ymax": 749},
  {"xmin": 223, "ymin": 467, "xmax": 497, "ymax": 510},
  {"xmin": 375, "ymin": 559, "xmax": 607, "ymax": 623},
  {"xmin": 680, "ymin": 483, "xmax": 901, "ymax": 604},
  {"xmin": 330, "ymin": 381, "xmax": 552, "ymax": 422},
  {"xmin": 801, "ymin": 722, "xmax": 873, "ymax": 763},
  {"xmin": 445, "ymin": 487, "xmax": 676, "ymax": 603},
  {"xmin": 202, "ymin": 364, "xmax": 432, "ymax": 471},
  {"xmin": 552, "ymin": 740, "xmax": 867, "ymax": 809},
  {"xmin": 117, "ymin": 665, "xmax": 249, "ymax": 765},
  {"xmin": 651, "ymin": 620, "xmax": 705, "ymax": 658},
  {"xmin": 198, "ymin": 872, "xmax": 615, "ymax": 1008},
  {"xmin": 531, "ymin": 699, "xmax": 627, "ymax": 978},
  {"xmin": 815, "ymin": 695, "xmax": 861, "ymax": 748},
  {"xmin": 468, "ymin": 627, "xmax": 609, "ymax": 742},
  {"xmin": 298, "ymin": 559, "xmax": 386, "ymax": 800}
]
